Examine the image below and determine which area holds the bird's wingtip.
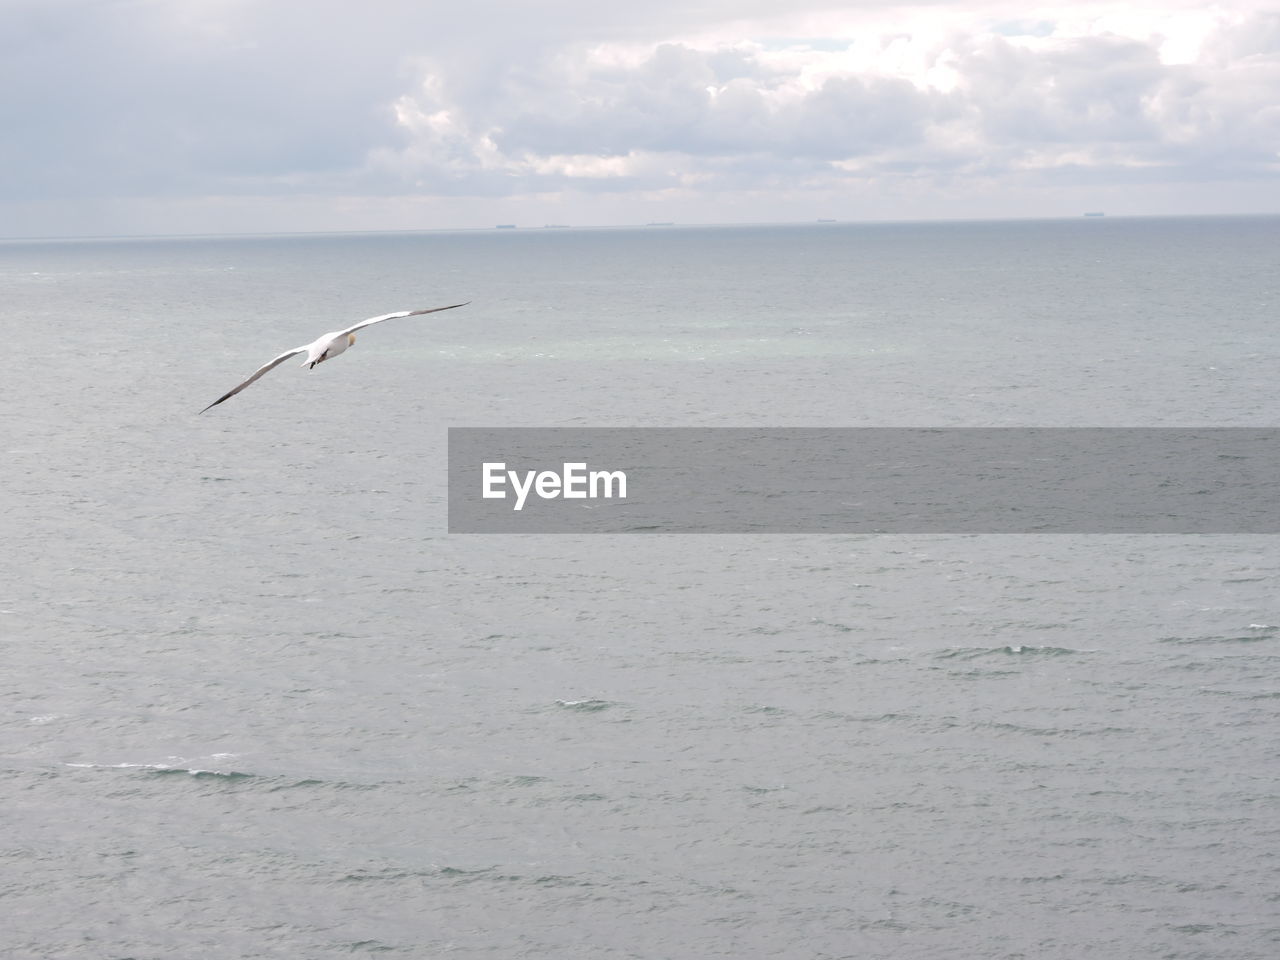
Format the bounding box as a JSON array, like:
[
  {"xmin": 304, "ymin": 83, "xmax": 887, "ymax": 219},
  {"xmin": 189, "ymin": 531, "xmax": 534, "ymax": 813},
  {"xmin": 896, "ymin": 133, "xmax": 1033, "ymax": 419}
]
[{"xmin": 409, "ymin": 301, "xmax": 470, "ymax": 315}]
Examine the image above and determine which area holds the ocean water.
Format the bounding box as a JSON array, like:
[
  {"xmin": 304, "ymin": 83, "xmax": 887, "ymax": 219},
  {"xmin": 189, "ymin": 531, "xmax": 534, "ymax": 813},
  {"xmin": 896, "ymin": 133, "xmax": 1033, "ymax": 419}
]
[{"xmin": 3, "ymin": 217, "xmax": 1279, "ymax": 958}]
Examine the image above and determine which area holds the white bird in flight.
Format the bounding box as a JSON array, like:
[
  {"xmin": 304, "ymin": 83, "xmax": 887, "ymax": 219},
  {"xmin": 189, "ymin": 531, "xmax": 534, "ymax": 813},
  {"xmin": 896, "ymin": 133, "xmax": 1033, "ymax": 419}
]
[{"xmin": 200, "ymin": 302, "xmax": 468, "ymax": 413}]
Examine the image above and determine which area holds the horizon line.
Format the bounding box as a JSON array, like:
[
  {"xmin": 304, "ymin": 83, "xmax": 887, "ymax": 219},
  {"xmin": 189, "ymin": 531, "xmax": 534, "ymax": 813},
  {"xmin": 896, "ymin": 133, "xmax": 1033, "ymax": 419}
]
[{"xmin": 2, "ymin": 210, "xmax": 1278, "ymax": 244}]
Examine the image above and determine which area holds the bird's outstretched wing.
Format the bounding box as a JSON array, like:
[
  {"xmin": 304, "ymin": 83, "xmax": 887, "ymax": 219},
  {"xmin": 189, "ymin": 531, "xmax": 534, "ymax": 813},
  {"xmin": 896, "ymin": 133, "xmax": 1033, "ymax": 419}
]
[
  {"xmin": 338, "ymin": 301, "xmax": 470, "ymax": 337},
  {"xmin": 199, "ymin": 346, "xmax": 308, "ymax": 413}
]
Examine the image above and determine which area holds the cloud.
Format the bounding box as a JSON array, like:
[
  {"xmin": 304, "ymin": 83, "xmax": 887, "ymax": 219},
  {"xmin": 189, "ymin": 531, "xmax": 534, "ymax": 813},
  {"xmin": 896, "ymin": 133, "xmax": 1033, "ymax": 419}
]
[
  {"xmin": 0, "ymin": 0, "xmax": 417, "ymax": 199},
  {"xmin": 1, "ymin": 1, "xmax": 1278, "ymax": 233},
  {"xmin": 955, "ymin": 34, "xmax": 1166, "ymax": 145},
  {"xmin": 375, "ymin": 10, "xmax": 1280, "ymax": 197},
  {"xmin": 367, "ymin": 40, "xmax": 950, "ymax": 192}
]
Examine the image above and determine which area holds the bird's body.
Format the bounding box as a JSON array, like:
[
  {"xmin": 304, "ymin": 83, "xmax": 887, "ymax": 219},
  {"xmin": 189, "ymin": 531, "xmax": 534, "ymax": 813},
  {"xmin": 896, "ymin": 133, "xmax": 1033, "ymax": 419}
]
[
  {"xmin": 200, "ymin": 303, "xmax": 468, "ymax": 412},
  {"xmin": 304, "ymin": 329, "xmax": 358, "ymax": 368}
]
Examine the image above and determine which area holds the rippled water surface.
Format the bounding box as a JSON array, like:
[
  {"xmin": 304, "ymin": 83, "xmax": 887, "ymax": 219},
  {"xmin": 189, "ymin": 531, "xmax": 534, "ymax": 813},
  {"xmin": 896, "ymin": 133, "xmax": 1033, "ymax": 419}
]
[{"xmin": 4, "ymin": 219, "xmax": 1280, "ymax": 958}]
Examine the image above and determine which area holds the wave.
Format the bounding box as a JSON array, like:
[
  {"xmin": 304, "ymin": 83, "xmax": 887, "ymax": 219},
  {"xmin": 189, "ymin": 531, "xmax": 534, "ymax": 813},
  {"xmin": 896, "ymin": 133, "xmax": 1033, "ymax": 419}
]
[
  {"xmin": 1157, "ymin": 631, "xmax": 1277, "ymax": 645},
  {"xmin": 64, "ymin": 760, "xmax": 254, "ymax": 780},
  {"xmin": 974, "ymin": 720, "xmax": 1135, "ymax": 737},
  {"xmin": 935, "ymin": 644, "xmax": 1095, "ymax": 660},
  {"xmin": 340, "ymin": 865, "xmax": 596, "ymax": 888},
  {"xmin": 554, "ymin": 698, "xmax": 616, "ymax": 712},
  {"xmin": 60, "ymin": 760, "xmax": 386, "ymax": 792}
]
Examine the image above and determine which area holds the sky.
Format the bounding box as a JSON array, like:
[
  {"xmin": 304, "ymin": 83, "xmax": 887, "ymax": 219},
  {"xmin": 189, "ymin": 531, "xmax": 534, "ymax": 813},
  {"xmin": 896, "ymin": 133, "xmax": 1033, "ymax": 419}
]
[{"xmin": 3, "ymin": 0, "xmax": 1278, "ymax": 236}]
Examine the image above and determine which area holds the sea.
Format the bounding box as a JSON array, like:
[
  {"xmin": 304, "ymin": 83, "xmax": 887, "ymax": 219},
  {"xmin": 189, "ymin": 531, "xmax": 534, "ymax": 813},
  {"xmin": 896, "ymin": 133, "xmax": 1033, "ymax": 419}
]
[{"xmin": 3, "ymin": 217, "xmax": 1279, "ymax": 959}]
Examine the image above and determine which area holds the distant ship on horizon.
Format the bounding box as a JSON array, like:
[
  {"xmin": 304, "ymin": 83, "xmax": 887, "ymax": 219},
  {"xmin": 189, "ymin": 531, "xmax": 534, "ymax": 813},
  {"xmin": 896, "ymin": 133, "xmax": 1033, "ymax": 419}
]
[{"xmin": 1083, "ymin": 211, "xmax": 1106, "ymax": 217}]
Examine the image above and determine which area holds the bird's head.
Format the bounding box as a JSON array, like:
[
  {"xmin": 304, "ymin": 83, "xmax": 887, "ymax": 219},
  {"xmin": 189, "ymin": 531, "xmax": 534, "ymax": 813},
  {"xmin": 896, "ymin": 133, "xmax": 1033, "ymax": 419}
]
[{"xmin": 348, "ymin": 333, "xmax": 357, "ymax": 346}]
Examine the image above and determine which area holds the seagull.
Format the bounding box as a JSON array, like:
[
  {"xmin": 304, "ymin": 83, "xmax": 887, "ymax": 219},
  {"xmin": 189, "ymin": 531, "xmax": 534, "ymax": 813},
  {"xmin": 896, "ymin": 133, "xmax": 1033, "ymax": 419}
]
[{"xmin": 200, "ymin": 302, "xmax": 468, "ymax": 413}]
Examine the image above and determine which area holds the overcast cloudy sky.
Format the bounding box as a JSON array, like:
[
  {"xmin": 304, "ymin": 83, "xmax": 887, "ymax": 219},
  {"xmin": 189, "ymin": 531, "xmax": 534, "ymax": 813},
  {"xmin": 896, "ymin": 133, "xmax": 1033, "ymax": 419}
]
[{"xmin": 4, "ymin": 0, "xmax": 1278, "ymax": 236}]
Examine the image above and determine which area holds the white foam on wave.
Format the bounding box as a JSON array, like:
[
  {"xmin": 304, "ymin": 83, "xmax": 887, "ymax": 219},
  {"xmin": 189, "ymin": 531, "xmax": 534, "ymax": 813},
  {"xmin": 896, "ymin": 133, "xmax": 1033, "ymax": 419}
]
[
  {"xmin": 555, "ymin": 698, "xmax": 614, "ymax": 711},
  {"xmin": 64, "ymin": 752, "xmax": 242, "ymax": 775}
]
